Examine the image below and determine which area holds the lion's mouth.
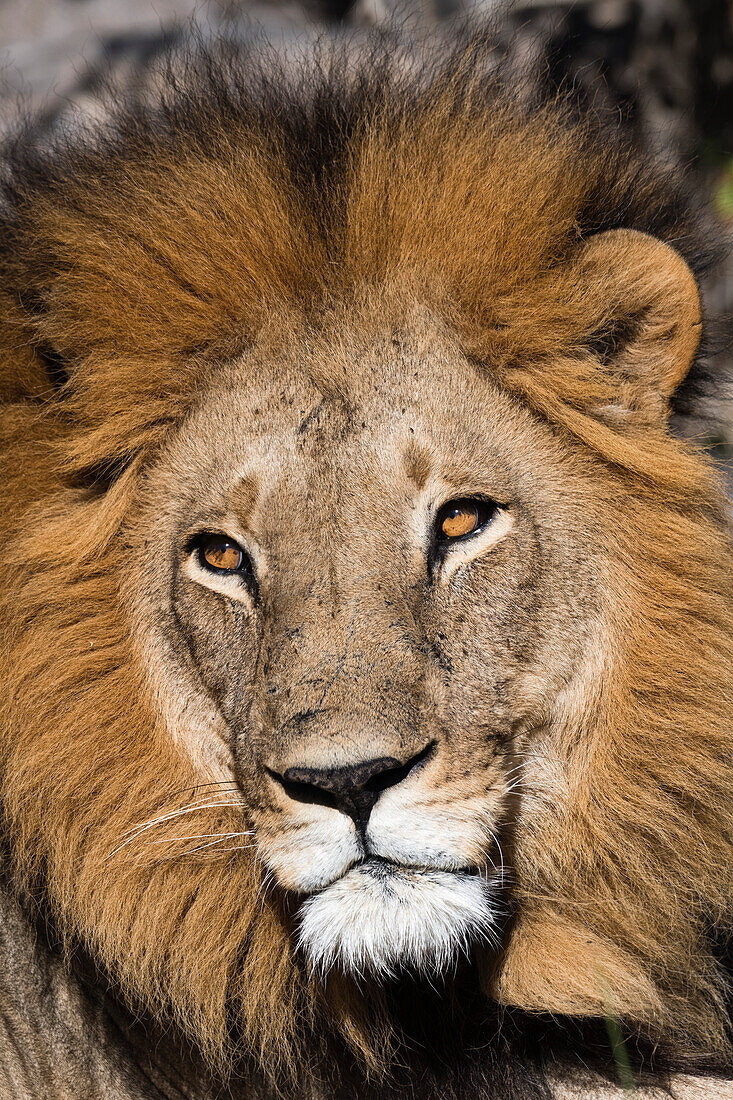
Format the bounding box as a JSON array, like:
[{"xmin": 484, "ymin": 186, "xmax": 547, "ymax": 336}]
[
  {"xmin": 359, "ymin": 854, "xmax": 416, "ymax": 881},
  {"xmin": 302, "ymin": 853, "xmax": 485, "ymax": 896},
  {"xmin": 353, "ymin": 854, "xmax": 482, "ymax": 882}
]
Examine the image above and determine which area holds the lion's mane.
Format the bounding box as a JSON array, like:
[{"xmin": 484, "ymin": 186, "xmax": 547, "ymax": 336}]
[{"xmin": 0, "ymin": 27, "xmax": 730, "ymax": 1088}]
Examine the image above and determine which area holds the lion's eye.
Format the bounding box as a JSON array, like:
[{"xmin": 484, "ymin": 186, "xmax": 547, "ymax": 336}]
[
  {"xmin": 186, "ymin": 532, "xmax": 258, "ymax": 602},
  {"xmin": 197, "ymin": 535, "xmax": 246, "ymax": 574},
  {"xmin": 436, "ymin": 499, "xmax": 497, "ymax": 544}
]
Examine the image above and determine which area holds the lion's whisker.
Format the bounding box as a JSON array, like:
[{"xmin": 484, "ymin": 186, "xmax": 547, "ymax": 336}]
[
  {"xmin": 105, "ymin": 801, "xmax": 248, "ymax": 860},
  {"xmin": 487, "ymin": 829, "xmax": 505, "ymax": 881},
  {"xmin": 126, "ymin": 795, "xmax": 246, "ymax": 833},
  {"xmin": 146, "ymin": 830, "xmax": 254, "ymax": 844},
  {"xmin": 127, "ymin": 798, "xmax": 247, "ymax": 832},
  {"xmin": 256, "ymin": 867, "xmax": 276, "ymax": 910},
  {"xmin": 252, "ymin": 851, "xmax": 276, "ymax": 908},
  {"xmin": 151, "ymin": 837, "xmax": 231, "ymax": 858},
  {"xmin": 130, "ymin": 781, "xmax": 242, "ymax": 821},
  {"xmin": 178, "ymin": 837, "xmax": 254, "ymax": 857},
  {"xmin": 166, "ymin": 780, "xmax": 242, "ymax": 800},
  {"xmin": 113, "ymin": 837, "xmax": 258, "ymax": 865}
]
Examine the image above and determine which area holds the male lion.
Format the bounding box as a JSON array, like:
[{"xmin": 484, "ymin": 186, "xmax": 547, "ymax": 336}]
[{"xmin": 0, "ymin": 29, "xmax": 731, "ymax": 1100}]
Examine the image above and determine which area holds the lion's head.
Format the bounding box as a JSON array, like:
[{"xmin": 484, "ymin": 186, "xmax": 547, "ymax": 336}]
[{"xmin": 0, "ymin": 31, "xmax": 731, "ymax": 1089}]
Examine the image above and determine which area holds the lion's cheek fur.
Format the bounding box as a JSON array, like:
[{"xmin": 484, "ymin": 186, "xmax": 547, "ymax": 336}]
[
  {"xmin": 489, "ymin": 486, "xmax": 733, "ymax": 1048},
  {"xmin": 494, "ymin": 913, "xmax": 663, "ymax": 1021},
  {"xmin": 0, "ymin": 539, "xmax": 310, "ymax": 1077}
]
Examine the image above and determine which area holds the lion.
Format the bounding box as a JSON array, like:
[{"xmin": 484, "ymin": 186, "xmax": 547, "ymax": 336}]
[{"xmin": 0, "ymin": 27, "xmax": 731, "ymax": 1100}]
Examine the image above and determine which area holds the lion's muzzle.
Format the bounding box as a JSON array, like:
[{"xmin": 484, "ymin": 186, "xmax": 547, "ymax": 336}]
[{"xmin": 257, "ymin": 739, "xmax": 502, "ymax": 978}]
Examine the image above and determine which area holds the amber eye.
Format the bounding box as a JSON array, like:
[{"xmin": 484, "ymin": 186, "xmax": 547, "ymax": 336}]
[
  {"xmin": 435, "ymin": 499, "xmax": 497, "ymax": 544},
  {"xmin": 197, "ymin": 535, "xmax": 246, "ymax": 574}
]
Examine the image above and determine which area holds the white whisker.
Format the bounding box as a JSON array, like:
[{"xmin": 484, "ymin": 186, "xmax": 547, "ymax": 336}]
[
  {"xmin": 178, "ymin": 837, "xmax": 245, "ymax": 857},
  {"xmin": 257, "ymin": 866, "xmax": 276, "ymax": 909},
  {"xmin": 486, "ymin": 828, "xmax": 505, "ymax": 881},
  {"xmin": 104, "ymin": 800, "xmax": 247, "ymax": 861},
  {"xmin": 125, "ymin": 795, "xmax": 246, "ymax": 834},
  {"xmin": 146, "ymin": 830, "xmax": 254, "ymax": 844}
]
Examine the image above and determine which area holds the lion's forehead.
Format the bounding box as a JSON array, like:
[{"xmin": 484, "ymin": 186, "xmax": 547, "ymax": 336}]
[{"xmin": 161, "ymin": 325, "xmax": 561, "ymax": 530}]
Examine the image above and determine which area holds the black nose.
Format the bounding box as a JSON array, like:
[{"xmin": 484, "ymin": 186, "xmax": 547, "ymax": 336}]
[{"xmin": 270, "ymin": 744, "xmax": 433, "ymax": 830}]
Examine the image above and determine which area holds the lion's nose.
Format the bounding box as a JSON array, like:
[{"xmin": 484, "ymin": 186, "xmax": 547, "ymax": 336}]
[{"xmin": 268, "ymin": 744, "xmax": 434, "ymax": 831}]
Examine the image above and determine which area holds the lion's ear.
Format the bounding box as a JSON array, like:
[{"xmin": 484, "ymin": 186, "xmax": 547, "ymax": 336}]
[
  {"xmin": 491, "ymin": 910, "xmax": 663, "ymax": 1022},
  {"xmin": 577, "ymin": 229, "xmax": 702, "ymax": 422}
]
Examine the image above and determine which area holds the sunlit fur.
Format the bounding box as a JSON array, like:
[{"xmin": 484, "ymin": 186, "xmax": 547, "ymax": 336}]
[{"xmin": 0, "ymin": 28, "xmax": 730, "ymax": 1090}]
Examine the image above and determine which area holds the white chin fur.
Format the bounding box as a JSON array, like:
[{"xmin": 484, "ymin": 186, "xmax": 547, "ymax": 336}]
[{"xmin": 296, "ymin": 864, "xmax": 498, "ymax": 978}]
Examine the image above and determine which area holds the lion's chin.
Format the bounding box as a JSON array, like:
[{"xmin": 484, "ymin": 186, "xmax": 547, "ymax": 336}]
[{"xmin": 295, "ymin": 860, "xmax": 498, "ymax": 978}]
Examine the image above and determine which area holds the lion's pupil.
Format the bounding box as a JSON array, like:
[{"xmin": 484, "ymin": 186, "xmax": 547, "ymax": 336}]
[
  {"xmin": 441, "ymin": 506, "xmax": 479, "ymax": 540},
  {"xmin": 203, "ymin": 541, "xmax": 243, "ymax": 572}
]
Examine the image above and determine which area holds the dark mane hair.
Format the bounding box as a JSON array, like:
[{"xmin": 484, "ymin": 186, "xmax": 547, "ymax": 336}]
[{"xmin": 0, "ymin": 26, "xmax": 720, "ymax": 413}]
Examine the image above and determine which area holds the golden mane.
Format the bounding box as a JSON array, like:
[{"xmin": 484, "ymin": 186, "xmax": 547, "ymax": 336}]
[{"xmin": 0, "ymin": 29, "xmax": 730, "ymax": 1088}]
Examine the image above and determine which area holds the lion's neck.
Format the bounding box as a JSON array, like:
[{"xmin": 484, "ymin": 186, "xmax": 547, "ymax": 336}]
[
  {"xmin": 0, "ymin": 883, "xmax": 535, "ymax": 1100},
  {"xmin": 0, "ymin": 880, "xmax": 725, "ymax": 1100}
]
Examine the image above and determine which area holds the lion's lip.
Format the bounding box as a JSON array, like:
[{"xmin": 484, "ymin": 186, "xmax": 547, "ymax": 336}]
[
  {"xmin": 312, "ymin": 854, "xmax": 483, "ymax": 891},
  {"xmin": 363, "ymin": 855, "xmax": 479, "ymax": 874},
  {"xmin": 360, "ymin": 855, "xmax": 407, "ymax": 879}
]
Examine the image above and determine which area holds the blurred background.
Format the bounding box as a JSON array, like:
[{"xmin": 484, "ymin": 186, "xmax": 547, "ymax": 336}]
[{"xmin": 0, "ymin": 0, "xmax": 731, "ymax": 465}]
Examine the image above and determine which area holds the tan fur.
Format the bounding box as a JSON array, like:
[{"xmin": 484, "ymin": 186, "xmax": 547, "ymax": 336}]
[{"xmin": 0, "ymin": 35, "xmax": 731, "ymax": 1089}]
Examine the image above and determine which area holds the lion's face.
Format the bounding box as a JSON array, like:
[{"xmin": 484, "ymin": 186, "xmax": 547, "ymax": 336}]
[{"xmin": 126, "ymin": 309, "xmax": 601, "ymax": 977}]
